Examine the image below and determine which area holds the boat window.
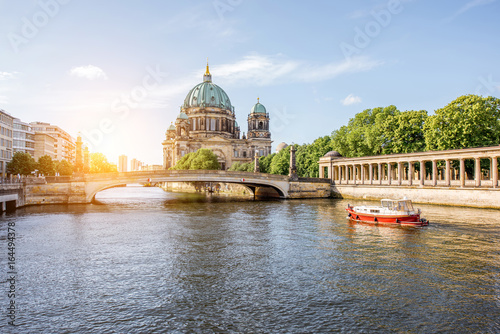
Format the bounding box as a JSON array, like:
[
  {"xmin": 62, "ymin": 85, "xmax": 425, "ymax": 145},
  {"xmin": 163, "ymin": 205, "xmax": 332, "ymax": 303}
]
[{"xmin": 370, "ymin": 209, "xmax": 380, "ymax": 213}]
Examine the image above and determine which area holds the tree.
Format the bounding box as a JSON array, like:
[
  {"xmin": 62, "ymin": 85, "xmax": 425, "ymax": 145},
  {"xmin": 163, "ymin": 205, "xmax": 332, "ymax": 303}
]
[
  {"xmin": 90, "ymin": 153, "xmax": 118, "ymax": 173},
  {"xmin": 229, "ymin": 161, "xmax": 254, "ymax": 172},
  {"xmin": 6, "ymin": 152, "xmax": 37, "ymax": 175},
  {"xmin": 37, "ymin": 155, "xmax": 56, "ymax": 176},
  {"xmin": 383, "ymin": 110, "xmax": 428, "ymax": 154},
  {"xmin": 296, "ymin": 136, "xmax": 334, "ymax": 177},
  {"xmin": 56, "ymin": 160, "xmax": 74, "ymax": 176},
  {"xmin": 269, "ymin": 145, "xmax": 291, "ymax": 175},
  {"xmin": 424, "ymin": 94, "xmax": 500, "ymax": 151},
  {"xmin": 259, "ymin": 153, "xmax": 275, "ymax": 174},
  {"xmin": 331, "ymin": 105, "xmax": 399, "ymax": 157},
  {"xmin": 170, "ymin": 148, "xmax": 220, "ymax": 170}
]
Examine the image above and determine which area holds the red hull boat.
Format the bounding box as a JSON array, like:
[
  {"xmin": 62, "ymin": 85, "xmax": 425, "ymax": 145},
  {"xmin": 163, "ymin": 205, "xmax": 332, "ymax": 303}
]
[{"xmin": 346, "ymin": 199, "xmax": 429, "ymax": 226}]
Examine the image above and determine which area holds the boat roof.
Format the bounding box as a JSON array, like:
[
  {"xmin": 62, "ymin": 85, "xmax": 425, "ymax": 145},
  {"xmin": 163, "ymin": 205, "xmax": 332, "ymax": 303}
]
[{"xmin": 381, "ymin": 198, "xmax": 412, "ymax": 203}]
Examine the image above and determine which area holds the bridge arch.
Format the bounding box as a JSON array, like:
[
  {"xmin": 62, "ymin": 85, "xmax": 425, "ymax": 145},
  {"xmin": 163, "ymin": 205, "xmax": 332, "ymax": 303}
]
[{"xmin": 83, "ymin": 170, "xmax": 290, "ymax": 202}]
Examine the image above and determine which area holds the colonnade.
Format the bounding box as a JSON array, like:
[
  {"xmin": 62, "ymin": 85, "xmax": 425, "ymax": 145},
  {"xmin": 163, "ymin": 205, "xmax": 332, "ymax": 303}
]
[{"xmin": 318, "ymin": 146, "xmax": 500, "ymax": 188}]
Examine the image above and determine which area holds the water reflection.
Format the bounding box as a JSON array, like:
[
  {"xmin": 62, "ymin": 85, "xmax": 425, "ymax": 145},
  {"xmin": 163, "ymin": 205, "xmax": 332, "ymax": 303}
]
[{"xmin": 0, "ymin": 186, "xmax": 499, "ymax": 332}]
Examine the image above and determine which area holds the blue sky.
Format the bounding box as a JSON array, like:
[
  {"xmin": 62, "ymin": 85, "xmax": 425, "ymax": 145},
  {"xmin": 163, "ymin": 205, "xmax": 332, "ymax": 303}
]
[{"xmin": 1, "ymin": 0, "xmax": 499, "ymax": 165}]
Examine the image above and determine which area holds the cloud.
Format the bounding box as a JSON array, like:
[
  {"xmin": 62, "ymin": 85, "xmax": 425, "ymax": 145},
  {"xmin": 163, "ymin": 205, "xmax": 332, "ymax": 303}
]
[
  {"xmin": 446, "ymin": 0, "xmax": 495, "ymax": 21},
  {"xmin": 69, "ymin": 65, "xmax": 108, "ymax": 80},
  {"xmin": 341, "ymin": 94, "xmax": 362, "ymax": 106},
  {"xmin": 213, "ymin": 54, "xmax": 382, "ymax": 86},
  {"xmin": 0, "ymin": 71, "xmax": 16, "ymax": 80}
]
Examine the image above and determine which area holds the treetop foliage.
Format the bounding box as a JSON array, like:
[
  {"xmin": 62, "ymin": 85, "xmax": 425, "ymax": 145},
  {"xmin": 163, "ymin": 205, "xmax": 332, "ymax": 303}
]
[{"xmin": 170, "ymin": 148, "xmax": 220, "ymax": 170}]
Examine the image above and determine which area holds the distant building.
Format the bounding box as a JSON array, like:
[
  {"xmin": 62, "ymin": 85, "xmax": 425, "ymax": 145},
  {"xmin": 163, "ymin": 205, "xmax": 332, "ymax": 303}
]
[
  {"xmin": 130, "ymin": 158, "xmax": 143, "ymax": 171},
  {"xmin": 141, "ymin": 164, "xmax": 163, "ymax": 171},
  {"xmin": 30, "ymin": 122, "xmax": 75, "ymax": 162},
  {"xmin": 75, "ymin": 135, "xmax": 84, "ymax": 172},
  {"xmin": 276, "ymin": 142, "xmax": 288, "ymax": 153},
  {"xmin": 34, "ymin": 133, "xmax": 56, "ymax": 160},
  {"xmin": 0, "ymin": 109, "xmax": 14, "ymax": 177},
  {"xmin": 13, "ymin": 118, "xmax": 35, "ymax": 157},
  {"xmin": 118, "ymin": 155, "xmax": 128, "ymax": 172},
  {"xmin": 162, "ymin": 64, "xmax": 272, "ymax": 170}
]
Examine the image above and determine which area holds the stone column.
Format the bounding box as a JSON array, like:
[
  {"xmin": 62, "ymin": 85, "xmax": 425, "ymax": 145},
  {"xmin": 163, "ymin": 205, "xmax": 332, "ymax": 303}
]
[
  {"xmin": 331, "ymin": 161, "xmax": 334, "ymax": 183},
  {"xmin": 445, "ymin": 159, "xmax": 451, "ymax": 186},
  {"xmin": 338, "ymin": 166, "xmax": 342, "ymax": 185},
  {"xmin": 475, "ymin": 157, "xmax": 481, "ymax": 187},
  {"xmin": 378, "ymin": 163, "xmax": 382, "ymax": 185},
  {"xmin": 254, "ymin": 152, "xmax": 260, "ymax": 173},
  {"xmin": 353, "ymin": 164, "xmax": 357, "ymax": 185},
  {"xmin": 289, "ymin": 146, "xmax": 298, "ymax": 181},
  {"xmin": 420, "ymin": 161, "xmax": 425, "ymax": 186},
  {"xmin": 361, "ymin": 164, "xmax": 365, "ymax": 185},
  {"xmin": 369, "ymin": 164, "xmax": 373, "ymax": 185},
  {"xmin": 460, "ymin": 158, "xmax": 465, "ymax": 188},
  {"xmin": 492, "ymin": 157, "xmax": 498, "ymax": 188},
  {"xmin": 397, "ymin": 162, "xmax": 402, "ymax": 186},
  {"xmin": 387, "ymin": 163, "xmax": 392, "ymax": 186},
  {"xmin": 408, "ymin": 162, "xmax": 413, "ymax": 186},
  {"xmin": 432, "ymin": 160, "xmax": 437, "ymax": 186}
]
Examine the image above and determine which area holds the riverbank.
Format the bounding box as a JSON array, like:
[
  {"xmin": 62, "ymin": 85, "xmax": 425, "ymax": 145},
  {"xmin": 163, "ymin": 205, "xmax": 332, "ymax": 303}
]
[{"xmin": 332, "ymin": 184, "xmax": 500, "ymax": 209}]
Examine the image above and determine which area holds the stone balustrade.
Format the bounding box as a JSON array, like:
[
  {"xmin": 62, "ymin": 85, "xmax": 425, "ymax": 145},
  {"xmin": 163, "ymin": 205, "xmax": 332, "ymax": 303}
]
[{"xmin": 318, "ymin": 145, "xmax": 500, "ymax": 189}]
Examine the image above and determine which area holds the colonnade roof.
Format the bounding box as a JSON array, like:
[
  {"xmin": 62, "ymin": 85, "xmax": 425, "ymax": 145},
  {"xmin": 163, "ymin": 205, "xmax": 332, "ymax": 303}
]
[{"xmin": 319, "ymin": 145, "xmax": 500, "ymax": 164}]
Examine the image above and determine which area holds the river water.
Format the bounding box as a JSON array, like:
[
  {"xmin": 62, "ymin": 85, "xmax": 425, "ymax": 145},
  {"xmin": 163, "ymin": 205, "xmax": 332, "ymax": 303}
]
[{"xmin": 1, "ymin": 185, "xmax": 499, "ymax": 333}]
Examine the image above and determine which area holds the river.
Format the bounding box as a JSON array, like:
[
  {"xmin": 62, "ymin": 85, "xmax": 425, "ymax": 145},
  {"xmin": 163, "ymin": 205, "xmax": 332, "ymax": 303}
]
[{"xmin": 1, "ymin": 185, "xmax": 499, "ymax": 333}]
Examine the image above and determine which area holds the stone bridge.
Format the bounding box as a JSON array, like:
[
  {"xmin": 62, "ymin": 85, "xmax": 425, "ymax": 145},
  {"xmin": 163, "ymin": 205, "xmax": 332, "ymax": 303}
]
[{"xmin": 21, "ymin": 170, "xmax": 331, "ymax": 206}]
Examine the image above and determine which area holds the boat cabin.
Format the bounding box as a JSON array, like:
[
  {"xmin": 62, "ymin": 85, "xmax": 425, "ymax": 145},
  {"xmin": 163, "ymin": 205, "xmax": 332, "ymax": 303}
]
[{"xmin": 381, "ymin": 199, "xmax": 415, "ymax": 213}]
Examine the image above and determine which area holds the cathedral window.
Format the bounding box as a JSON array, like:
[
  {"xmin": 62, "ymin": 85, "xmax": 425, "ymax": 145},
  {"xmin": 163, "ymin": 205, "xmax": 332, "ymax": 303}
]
[
  {"xmin": 259, "ymin": 121, "xmax": 263, "ymax": 129},
  {"xmin": 243, "ymin": 151, "xmax": 247, "ymax": 158}
]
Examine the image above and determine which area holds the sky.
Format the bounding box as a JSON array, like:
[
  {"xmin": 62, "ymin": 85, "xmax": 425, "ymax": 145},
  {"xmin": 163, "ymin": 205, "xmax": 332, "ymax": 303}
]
[{"xmin": 1, "ymin": 0, "xmax": 499, "ymax": 166}]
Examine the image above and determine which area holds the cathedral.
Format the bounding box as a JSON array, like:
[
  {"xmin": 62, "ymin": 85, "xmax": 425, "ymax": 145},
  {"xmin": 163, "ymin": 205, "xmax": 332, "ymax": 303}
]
[{"xmin": 162, "ymin": 64, "xmax": 272, "ymax": 170}]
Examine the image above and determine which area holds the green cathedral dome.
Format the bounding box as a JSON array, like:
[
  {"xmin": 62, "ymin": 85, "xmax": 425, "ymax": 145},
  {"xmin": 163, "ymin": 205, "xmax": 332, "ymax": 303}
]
[
  {"xmin": 183, "ymin": 64, "xmax": 233, "ymax": 111},
  {"xmin": 251, "ymin": 98, "xmax": 267, "ymax": 114}
]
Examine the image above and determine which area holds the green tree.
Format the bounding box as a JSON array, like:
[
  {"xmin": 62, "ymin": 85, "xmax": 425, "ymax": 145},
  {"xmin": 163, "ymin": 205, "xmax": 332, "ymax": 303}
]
[
  {"xmin": 229, "ymin": 161, "xmax": 254, "ymax": 172},
  {"xmin": 296, "ymin": 136, "xmax": 334, "ymax": 177},
  {"xmin": 56, "ymin": 160, "xmax": 74, "ymax": 176},
  {"xmin": 424, "ymin": 94, "xmax": 500, "ymax": 150},
  {"xmin": 269, "ymin": 145, "xmax": 291, "ymax": 175},
  {"xmin": 170, "ymin": 148, "xmax": 220, "ymax": 170},
  {"xmin": 259, "ymin": 153, "xmax": 275, "ymax": 174},
  {"xmin": 6, "ymin": 152, "xmax": 37, "ymax": 175},
  {"xmin": 331, "ymin": 105, "xmax": 399, "ymax": 157},
  {"xmin": 90, "ymin": 153, "xmax": 118, "ymax": 173},
  {"xmin": 37, "ymin": 155, "xmax": 56, "ymax": 176},
  {"xmin": 383, "ymin": 110, "xmax": 428, "ymax": 154}
]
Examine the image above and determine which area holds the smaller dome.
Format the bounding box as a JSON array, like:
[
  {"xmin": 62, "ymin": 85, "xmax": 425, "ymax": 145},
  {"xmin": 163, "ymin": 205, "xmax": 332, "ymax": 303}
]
[
  {"xmin": 324, "ymin": 151, "xmax": 342, "ymax": 157},
  {"xmin": 251, "ymin": 98, "xmax": 267, "ymax": 114},
  {"xmin": 276, "ymin": 142, "xmax": 288, "ymax": 152},
  {"xmin": 177, "ymin": 112, "xmax": 189, "ymax": 120},
  {"xmin": 168, "ymin": 123, "xmax": 176, "ymax": 131},
  {"xmin": 235, "ymin": 121, "xmax": 239, "ymax": 127}
]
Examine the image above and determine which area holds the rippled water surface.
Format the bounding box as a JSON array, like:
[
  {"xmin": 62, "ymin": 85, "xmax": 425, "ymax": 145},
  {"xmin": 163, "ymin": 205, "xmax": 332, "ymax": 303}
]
[{"xmin": 1, "ymin": 186, "xmax": 499, "ymax": 333}]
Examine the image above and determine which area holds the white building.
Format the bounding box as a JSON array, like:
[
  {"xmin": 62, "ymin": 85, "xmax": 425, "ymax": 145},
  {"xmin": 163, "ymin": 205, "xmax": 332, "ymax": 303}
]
[
  {"xmin": 0, "ymin": 109, "xmax": 14, "ymax": 177},
  {"xmin": 13, "ymin": 118, "xmax": 35, "ymax": 157},
  {"xmin": 30, "ymin": 122, "xmax": 75, "ymax": 162}
]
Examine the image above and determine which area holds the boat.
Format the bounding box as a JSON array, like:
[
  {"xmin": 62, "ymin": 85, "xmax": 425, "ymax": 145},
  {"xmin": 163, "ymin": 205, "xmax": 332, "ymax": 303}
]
[{"xmin": 346, "ymin": 198, "xmax": 429, "ymax": 226}]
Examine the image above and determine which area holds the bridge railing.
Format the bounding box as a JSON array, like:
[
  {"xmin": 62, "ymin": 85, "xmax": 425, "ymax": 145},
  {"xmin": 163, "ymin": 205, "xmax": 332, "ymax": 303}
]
[{"xmin": 44, "ymin": 170, "xmax": 292, "ymax": 183}]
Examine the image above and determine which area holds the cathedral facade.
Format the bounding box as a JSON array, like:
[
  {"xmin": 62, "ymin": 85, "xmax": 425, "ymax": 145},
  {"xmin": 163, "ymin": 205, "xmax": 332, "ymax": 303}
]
[{"xmin": 162, "ymin": 64, "xmax": 272, "ymax": 170}]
